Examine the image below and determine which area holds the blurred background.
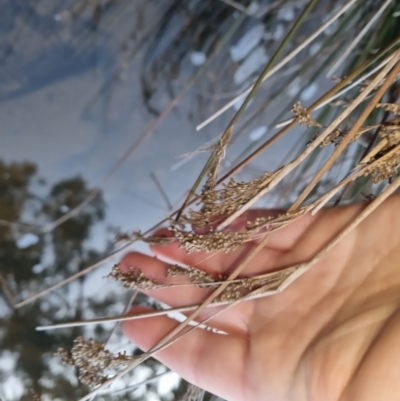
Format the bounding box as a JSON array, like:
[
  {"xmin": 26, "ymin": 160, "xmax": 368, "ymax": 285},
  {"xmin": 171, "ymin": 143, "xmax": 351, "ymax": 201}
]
[{"xmin": 0, "ymin": 0, "xmax": 398, "ymax": 400}]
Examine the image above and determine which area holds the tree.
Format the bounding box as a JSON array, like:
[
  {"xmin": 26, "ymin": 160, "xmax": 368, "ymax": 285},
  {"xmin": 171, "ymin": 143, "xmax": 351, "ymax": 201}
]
[{"xmin": 0, "ymin": 160, "xmax": 189, "ymax": 400}]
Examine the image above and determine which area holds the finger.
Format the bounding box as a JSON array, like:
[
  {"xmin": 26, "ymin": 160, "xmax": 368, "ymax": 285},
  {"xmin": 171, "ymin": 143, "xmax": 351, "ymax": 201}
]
[
  {"xmin": 122, "ymin": 306, "xmax": 247, "ymax": 401},
  {"xmin": 119, "ymin": 251, "xmax": 252, "ymax": 334}
]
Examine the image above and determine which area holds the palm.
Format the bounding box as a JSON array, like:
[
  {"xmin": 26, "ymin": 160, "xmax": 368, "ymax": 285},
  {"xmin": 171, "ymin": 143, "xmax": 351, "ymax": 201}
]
[{"xmin": 121, "ymin": 195, "xmax": 400, "ymax": 401}]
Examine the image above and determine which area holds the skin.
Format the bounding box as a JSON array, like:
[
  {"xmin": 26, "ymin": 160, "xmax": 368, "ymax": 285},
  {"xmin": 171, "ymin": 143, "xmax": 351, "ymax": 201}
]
[{"xmin": 119, "ymin": 194, "xmax": 400, "ymax": 401}]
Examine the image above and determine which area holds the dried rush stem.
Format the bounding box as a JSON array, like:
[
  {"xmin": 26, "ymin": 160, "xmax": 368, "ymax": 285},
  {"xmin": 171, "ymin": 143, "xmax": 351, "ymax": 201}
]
[
  {"xmin": 78, "ymin": 231, "xmax": 274, "ymax": 401},
  {"xmin": 216, "ymin": 50, "xmax": 399, "ymax": 230},
  {"xmin": 175, "ymin": 0, "xmax": 320, "ymax": 221},
  {"xmin": 79, "ymin": 174, "xmax": 400, "ymax": 401},
  {"xmin": 196, "ymin": 0, "xmax": 359, "ymax": 131},
  {"xmin": 290, "ymin": 51, "xmax": 400, "ymax": 210},
  {"xmin": 16, "ymin": 46, "xmax": 396, "ymax": 308}
]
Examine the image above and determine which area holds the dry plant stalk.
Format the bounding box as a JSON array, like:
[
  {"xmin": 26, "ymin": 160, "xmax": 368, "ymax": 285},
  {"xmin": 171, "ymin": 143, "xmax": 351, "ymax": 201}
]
[
  {"xmin": 318, "ymin": 105, "xmax": 399, "ymax": 150},
  {"xmin": 319, "ymin": 125, "xmax": 380, "ymax": 147},
  {"xmin": 304, "ymin": 115, "xmax": 400, "ymax": 212},
  {"xmin": 330, "ymin": 117, "xmax": 400, "ymax": 185},
  {"xmin": 22, "ymin": 5, "xmax": 399, "ymax": 400},
  {"xmin": 125, "ymin": 57, "xmax": 400, "ymax": 396},
  {"xmin": 204, "ymin": 134, "xmax": 231, "ymax": 191},
  {"xmin": 171, "ymin": 262, "xmax": 294, "ymax": 302},
  {"xmin": 77, "ymin": 173, "xmax": 400, "ymax": 401},
  {"xmin": 36, "ymin": 264, "xmax": 300, "ymax": 332},
  {"xmin": 50, "ymin": 158, "xmax": 400, "ymax": 399},
  {"xmin": 108, "ymin": 260, "xmax": 294, "ymax": 303},
  {"xmin": 76, "ymin": 230, "xmax": 277, "ymax": 401},
  {"xmin": 50, "ymin": 51, "xmax": 400, "ymax": 401},
  {"xmin": 289, "ymin": 54, "xmax": 400, "ymax": 211},
  {"xmin": 214, "ymin": 52, "xmax": 400, "ymax": 230},
  {"xmin": 14, "ymin": 37, "xmax": 398, "ymax": 311},
  {"xmin": 183, "ymin": 97, "xmax": 356, "ymax": 233}
]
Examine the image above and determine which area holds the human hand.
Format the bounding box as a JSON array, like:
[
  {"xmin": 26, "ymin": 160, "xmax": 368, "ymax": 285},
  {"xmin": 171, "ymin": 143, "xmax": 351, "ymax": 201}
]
[{"xmin": 120, "ymin": 194, "xmax": 400, "ymax": 401}]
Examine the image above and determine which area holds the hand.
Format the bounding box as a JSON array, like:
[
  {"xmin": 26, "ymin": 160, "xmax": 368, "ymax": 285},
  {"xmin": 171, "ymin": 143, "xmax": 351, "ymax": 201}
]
[{"xmin": 119, "ymin": 194, "xmax": 400, "ymax": 401}]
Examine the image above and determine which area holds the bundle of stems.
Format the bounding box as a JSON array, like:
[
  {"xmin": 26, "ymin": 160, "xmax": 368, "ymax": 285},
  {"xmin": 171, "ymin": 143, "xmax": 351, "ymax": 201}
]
[{"xmin": 7, "ymin": 0, "xmax": 400, "ymax": 399}]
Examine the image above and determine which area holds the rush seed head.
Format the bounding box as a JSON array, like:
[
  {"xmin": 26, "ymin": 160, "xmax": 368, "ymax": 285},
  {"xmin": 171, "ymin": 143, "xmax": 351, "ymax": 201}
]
[
  {"xmin": 56, "ymin": 336, "xmax": 132, "ymax": 387},
  {"xmin": 291, "ymin": 101, "xmax": 322, "ymax": 128}
]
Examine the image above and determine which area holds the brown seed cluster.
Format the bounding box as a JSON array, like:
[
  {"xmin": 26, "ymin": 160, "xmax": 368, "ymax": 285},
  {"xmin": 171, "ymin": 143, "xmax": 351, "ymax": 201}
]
[
  {"xmin": 215, "ymin": 277, "xmax": 255, "ymax": 302},
  {"xmin": 362, "ymin": 148, "xmax": 400, "ymax": 183},
  {"xmin": 167, "ymin": 264, "xmax": 217, "ymax": 287},
  {"xmin": 170, "ymin": 225, "xmax": 250, "ymax": 253},
  {"xmin": 377, "ymin": 102, "xmax": 400, "ymax": 115},
  {"xmin": 246, "ymin": 208, "xmax": 307, "ymax": 232},
  {"xmin": 106, "ymin": 256, "xmax": 296, "ymax": 304},
  {"xmin": 183, "ymin": 171, "xmax": 274, "ymax": 228},
  {"xmin": 215, "ymin": 267, "xmax": 297, "ymax": 302},
  {"xmin": 107, "ymin": 260, "xmax": 294, "ymax": 299},
  {"xmin": 56, "ymin": 336, "xmax": 131, "ymax": 387},
  {"xmin": 320, "ymin": 125, "xmax": 380, "ymax": 147},
  {"xmin": 320, "ymin": 128, "xmax": 347, "ymax": 146},
  {"xmin": 175, "ymin": 203, "xmax": 307, "ymax": 254},
  {"xmin": 381, "ymin": 117, "xmax": 400, "ymax": 141},
  {"xmin": 318, "ymin": 112, "xmax": 400, "ymax": 150},
  {"xmin": 291, "ymin": 101, "xmax": 322, "ymax": 128},
  {"xmin": 167, "ymin": 259, "xmax": 299, "ymax": 301},
  {"xmin": 360, "ymin": 119, "xmax": 400, "ymax": 183},
  {"xmin": 107, "ymin": 264, "xmax": 164, "ymax": 290}
]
